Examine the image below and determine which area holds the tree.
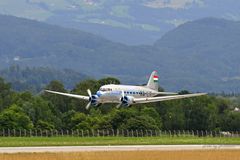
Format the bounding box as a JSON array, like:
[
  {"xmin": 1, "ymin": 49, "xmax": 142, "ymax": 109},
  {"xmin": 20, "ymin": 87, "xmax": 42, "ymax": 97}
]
[
  {"xmin": 21, "ymin": 96, "xmax": 61, "ymax": 129},
  {"xmin": 0, "ymin": 77, "xmax": 12, "ymax": 111},
  {"xmin": 120, "ymin": 115, "xmax": 159, "ymax": 130},
  {"xmin": 155, "ymin": 100, "xmax": 185, "ymax": 130},
  {"xmin": 70, "ymin": 112, "xmax": 90, "ymax": 130},
  {"xmin": 183, "ymin": 96, "xmax": 218, "ymax": 131},
  {"xmin": 178, "ymin": 90, "xmax": 191, "ymax": 95},
  {"xmin": 61, "ymin": 110, "xmax": 76, "ymax": 129},
  {"xmin": 104, "ymin": 108, "xmax": 138, "ymax": 130},
  {"xmin": 163, "ymin": 107, "xmax": 185, "ymax": 130},
  {"xmin": 221, "ymin": 111, "xmax": 240, "ymax": 131},
  {"xmin": 98, "ymin": 107, "xmax": 161, "ymax": 130},
  {"xmin": 216, "ymin": 98, "xmax": 230, "ymax": 114},
  {"xmin": 98, "ymin": 77, "xmax": 120, "ymax": 86},
  {"xmin": 35, "ymin": 120, "xmax": 55, "ymax": 130},
  {"xmin": 0, "ymin": 76, "xmax": 238, "ymax": 132},
  {"xmin": 141, "ymin": 107, "xmax": 162, "ymax": 129},
  {"xmin": 72, "ymin": 79, "xmax": 99, "ymax": 95},
  {"xmin": 42, "ymin": 80, "xmax": 70, "ymax": 113},
  {"xmin": 0, "ymin": 104, "xmax": 33, "ymax": 130}
]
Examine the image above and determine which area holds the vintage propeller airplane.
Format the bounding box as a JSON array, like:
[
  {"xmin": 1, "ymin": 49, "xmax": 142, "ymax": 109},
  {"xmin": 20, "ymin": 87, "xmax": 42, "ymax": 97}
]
[{"xmin": 45, "ymin": 71, "xmax": 206, "ymax": 109}]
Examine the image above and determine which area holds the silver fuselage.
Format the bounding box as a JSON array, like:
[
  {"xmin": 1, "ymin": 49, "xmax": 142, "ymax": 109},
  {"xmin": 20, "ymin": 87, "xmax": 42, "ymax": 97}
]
[{"xmin": 96, "ymin": 84, "xmax": 158, "ymax": 104}]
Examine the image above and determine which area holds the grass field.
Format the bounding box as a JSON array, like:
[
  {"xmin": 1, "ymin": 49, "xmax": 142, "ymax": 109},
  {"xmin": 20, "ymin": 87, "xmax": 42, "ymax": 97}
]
[
  {"xmin": 0, "ymin": 136, "xmax": 240, "ymax": 147},
  {"xmin": 1, "ymin": 150, "xmax": 240, "ymax": 160}
]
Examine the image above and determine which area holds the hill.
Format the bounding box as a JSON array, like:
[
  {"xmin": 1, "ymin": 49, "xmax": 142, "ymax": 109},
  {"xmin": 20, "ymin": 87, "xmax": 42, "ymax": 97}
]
[
  {"xmin": 0, "ymin": 14, "xmax": 120, "ymax": 69},
  {"xmin": 0, "ymin": 15, "xmax": 154, "ymax": 78},
  {"xmin": 0, "ymin": 66, "xmax": 88, "ymax": 93},
  {"xmin": 1, "ymin": 15, "xmax": 240, "ymax": 92},
  {"xmin": 154, "ymin": 18, "xmax": 240, "ymax": 92},
  {"xmin": 0, "ymin": 0, "xmax": 239, "ymax": 45}
]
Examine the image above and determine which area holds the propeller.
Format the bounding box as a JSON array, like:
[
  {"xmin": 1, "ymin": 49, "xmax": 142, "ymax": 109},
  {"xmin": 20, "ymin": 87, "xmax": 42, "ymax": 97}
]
[
  {"xmin": 86, "ymin": 89, "xmax": 92, "ymax": 110},
  {"xmin": 116, "ymin": 103, "xmax": 121, "ymax": 109},
  {"xmin": 86, "ymin": 102, "xmax": 91, "ymax": 110},
  {"xmin": 87, "ymin": 89, "xmax": 92, "ymax": 97},
  {"xmin": 121, "ymin": 90, "xmax": 124, "ymax": 97},
  {"xmin": 116, "ymin": 90, "xmax": 125, "ymax": 108}
]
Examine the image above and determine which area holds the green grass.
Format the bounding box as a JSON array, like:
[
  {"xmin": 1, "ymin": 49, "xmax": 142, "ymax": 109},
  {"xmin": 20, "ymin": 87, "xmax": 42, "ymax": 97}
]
[{"xmin": 0, "ymin": 136, "xmax": 240, "ymax": 147}]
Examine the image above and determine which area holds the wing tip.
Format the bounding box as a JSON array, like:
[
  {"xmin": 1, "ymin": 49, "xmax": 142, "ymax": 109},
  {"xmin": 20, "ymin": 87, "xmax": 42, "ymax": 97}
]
[{"xmin": 44, "ymin": 89, "xmax": 52, "ymax": 93}]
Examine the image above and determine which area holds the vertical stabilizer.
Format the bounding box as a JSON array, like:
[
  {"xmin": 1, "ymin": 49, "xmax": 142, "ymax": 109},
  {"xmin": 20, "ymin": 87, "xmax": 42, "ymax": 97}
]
[{"xmin": 146, "ymin": 71, "xmax": 159, "ymax": 91}]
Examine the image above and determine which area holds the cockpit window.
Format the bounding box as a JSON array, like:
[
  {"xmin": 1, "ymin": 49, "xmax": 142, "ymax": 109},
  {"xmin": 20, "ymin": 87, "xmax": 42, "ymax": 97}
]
[{"xmin": 100, "ymin": 88, "xmax": 112, "ymax": 92}]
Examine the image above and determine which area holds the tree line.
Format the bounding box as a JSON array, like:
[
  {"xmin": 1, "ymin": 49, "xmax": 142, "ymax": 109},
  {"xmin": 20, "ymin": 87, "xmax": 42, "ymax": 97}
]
[
  {"xmin": 0, "ymin": 76, "xmax": 239, "ymax": 132},
  {"xmin": 0, "ymin": 65, "xmax": 88, "ymax": 93}
]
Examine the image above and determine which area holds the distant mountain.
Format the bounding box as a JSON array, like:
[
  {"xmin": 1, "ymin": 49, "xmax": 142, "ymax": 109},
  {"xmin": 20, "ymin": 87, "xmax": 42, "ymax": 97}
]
[
  {"xmin": 1, "ymin": 15, "xmax": 240, "ymax": 92},
  {"xmin": 0, "ymin": 65, "xmax": 88, "ymax": 92},
  {"xmin": 153, "ymin": 18, "xmax": 240, "ymax": 92},
  {"xmin": 0, "ymin": 0, "xmax": 240, "ymax": 45},
  {"xmin": 0, "ymin": 14, "xmax": 155, "ymax": 81}
]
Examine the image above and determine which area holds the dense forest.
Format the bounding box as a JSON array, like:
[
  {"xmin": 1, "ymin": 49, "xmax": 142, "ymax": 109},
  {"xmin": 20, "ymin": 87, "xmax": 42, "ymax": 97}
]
[
  {"xmin": 0, "ymin": 76, "xmax": 239, "ymax": 132},
  {"xmin": 0, "ymin": 65, "xmax": 88, "ymax": 93}
]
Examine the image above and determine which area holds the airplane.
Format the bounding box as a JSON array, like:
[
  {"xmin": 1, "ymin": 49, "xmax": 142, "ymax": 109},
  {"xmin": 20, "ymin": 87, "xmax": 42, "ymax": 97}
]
[{"xmin": 45, "ymin": 71, "xmax": 206, "ymax": 110}]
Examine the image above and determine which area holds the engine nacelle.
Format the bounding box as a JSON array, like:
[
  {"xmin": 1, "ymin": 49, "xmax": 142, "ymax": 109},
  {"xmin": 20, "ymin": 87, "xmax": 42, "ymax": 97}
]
[
  {"xmin": 121, "ymin": 96, "xmax": 134, "ymax": 107},
  {"xmin": 89, "ymin": 95, "xmax": 100, "ymax": 106}
]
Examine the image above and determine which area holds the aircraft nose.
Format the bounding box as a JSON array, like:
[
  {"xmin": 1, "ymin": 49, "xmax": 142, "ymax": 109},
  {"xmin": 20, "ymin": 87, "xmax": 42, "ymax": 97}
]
[{"xmin": 96, "ymin": 91, "xmax": 102, "ymax": 97}]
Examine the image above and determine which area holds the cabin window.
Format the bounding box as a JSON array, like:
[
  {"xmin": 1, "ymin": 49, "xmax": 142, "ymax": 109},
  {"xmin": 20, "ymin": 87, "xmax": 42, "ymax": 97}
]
[
  {"xmin": 100, "ymin": 88, "xmax": 106, "ymax": 91},
  {"xmin": 100, "ymin": 88, "xmax": 112, "ymax": 92}
]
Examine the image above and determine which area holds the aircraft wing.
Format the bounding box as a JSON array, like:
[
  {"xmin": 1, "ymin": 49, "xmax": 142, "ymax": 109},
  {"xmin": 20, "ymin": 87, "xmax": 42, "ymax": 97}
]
[
  {"xmin": 134, "ymin": 93, "xmax": 207, "ymax": 104},
  {"xmin": 156, "ymin": 92, "xmax": 178, "ymax": 95},
  {"xmin": 45, "ymin": 90, "xmax": 89, "ymax": 101}
]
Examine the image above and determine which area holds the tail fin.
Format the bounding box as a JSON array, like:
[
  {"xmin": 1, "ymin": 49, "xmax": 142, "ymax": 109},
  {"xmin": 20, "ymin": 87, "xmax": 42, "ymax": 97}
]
[{"xmin": 146, "ymin": 71, "xmax": 159, "ymax": 91}]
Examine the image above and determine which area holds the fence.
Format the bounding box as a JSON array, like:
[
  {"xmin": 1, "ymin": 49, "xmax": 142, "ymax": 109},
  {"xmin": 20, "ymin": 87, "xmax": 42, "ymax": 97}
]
[{"xmin": 0, "ymin": 129, "xmax": 239, "ymax": 138}]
